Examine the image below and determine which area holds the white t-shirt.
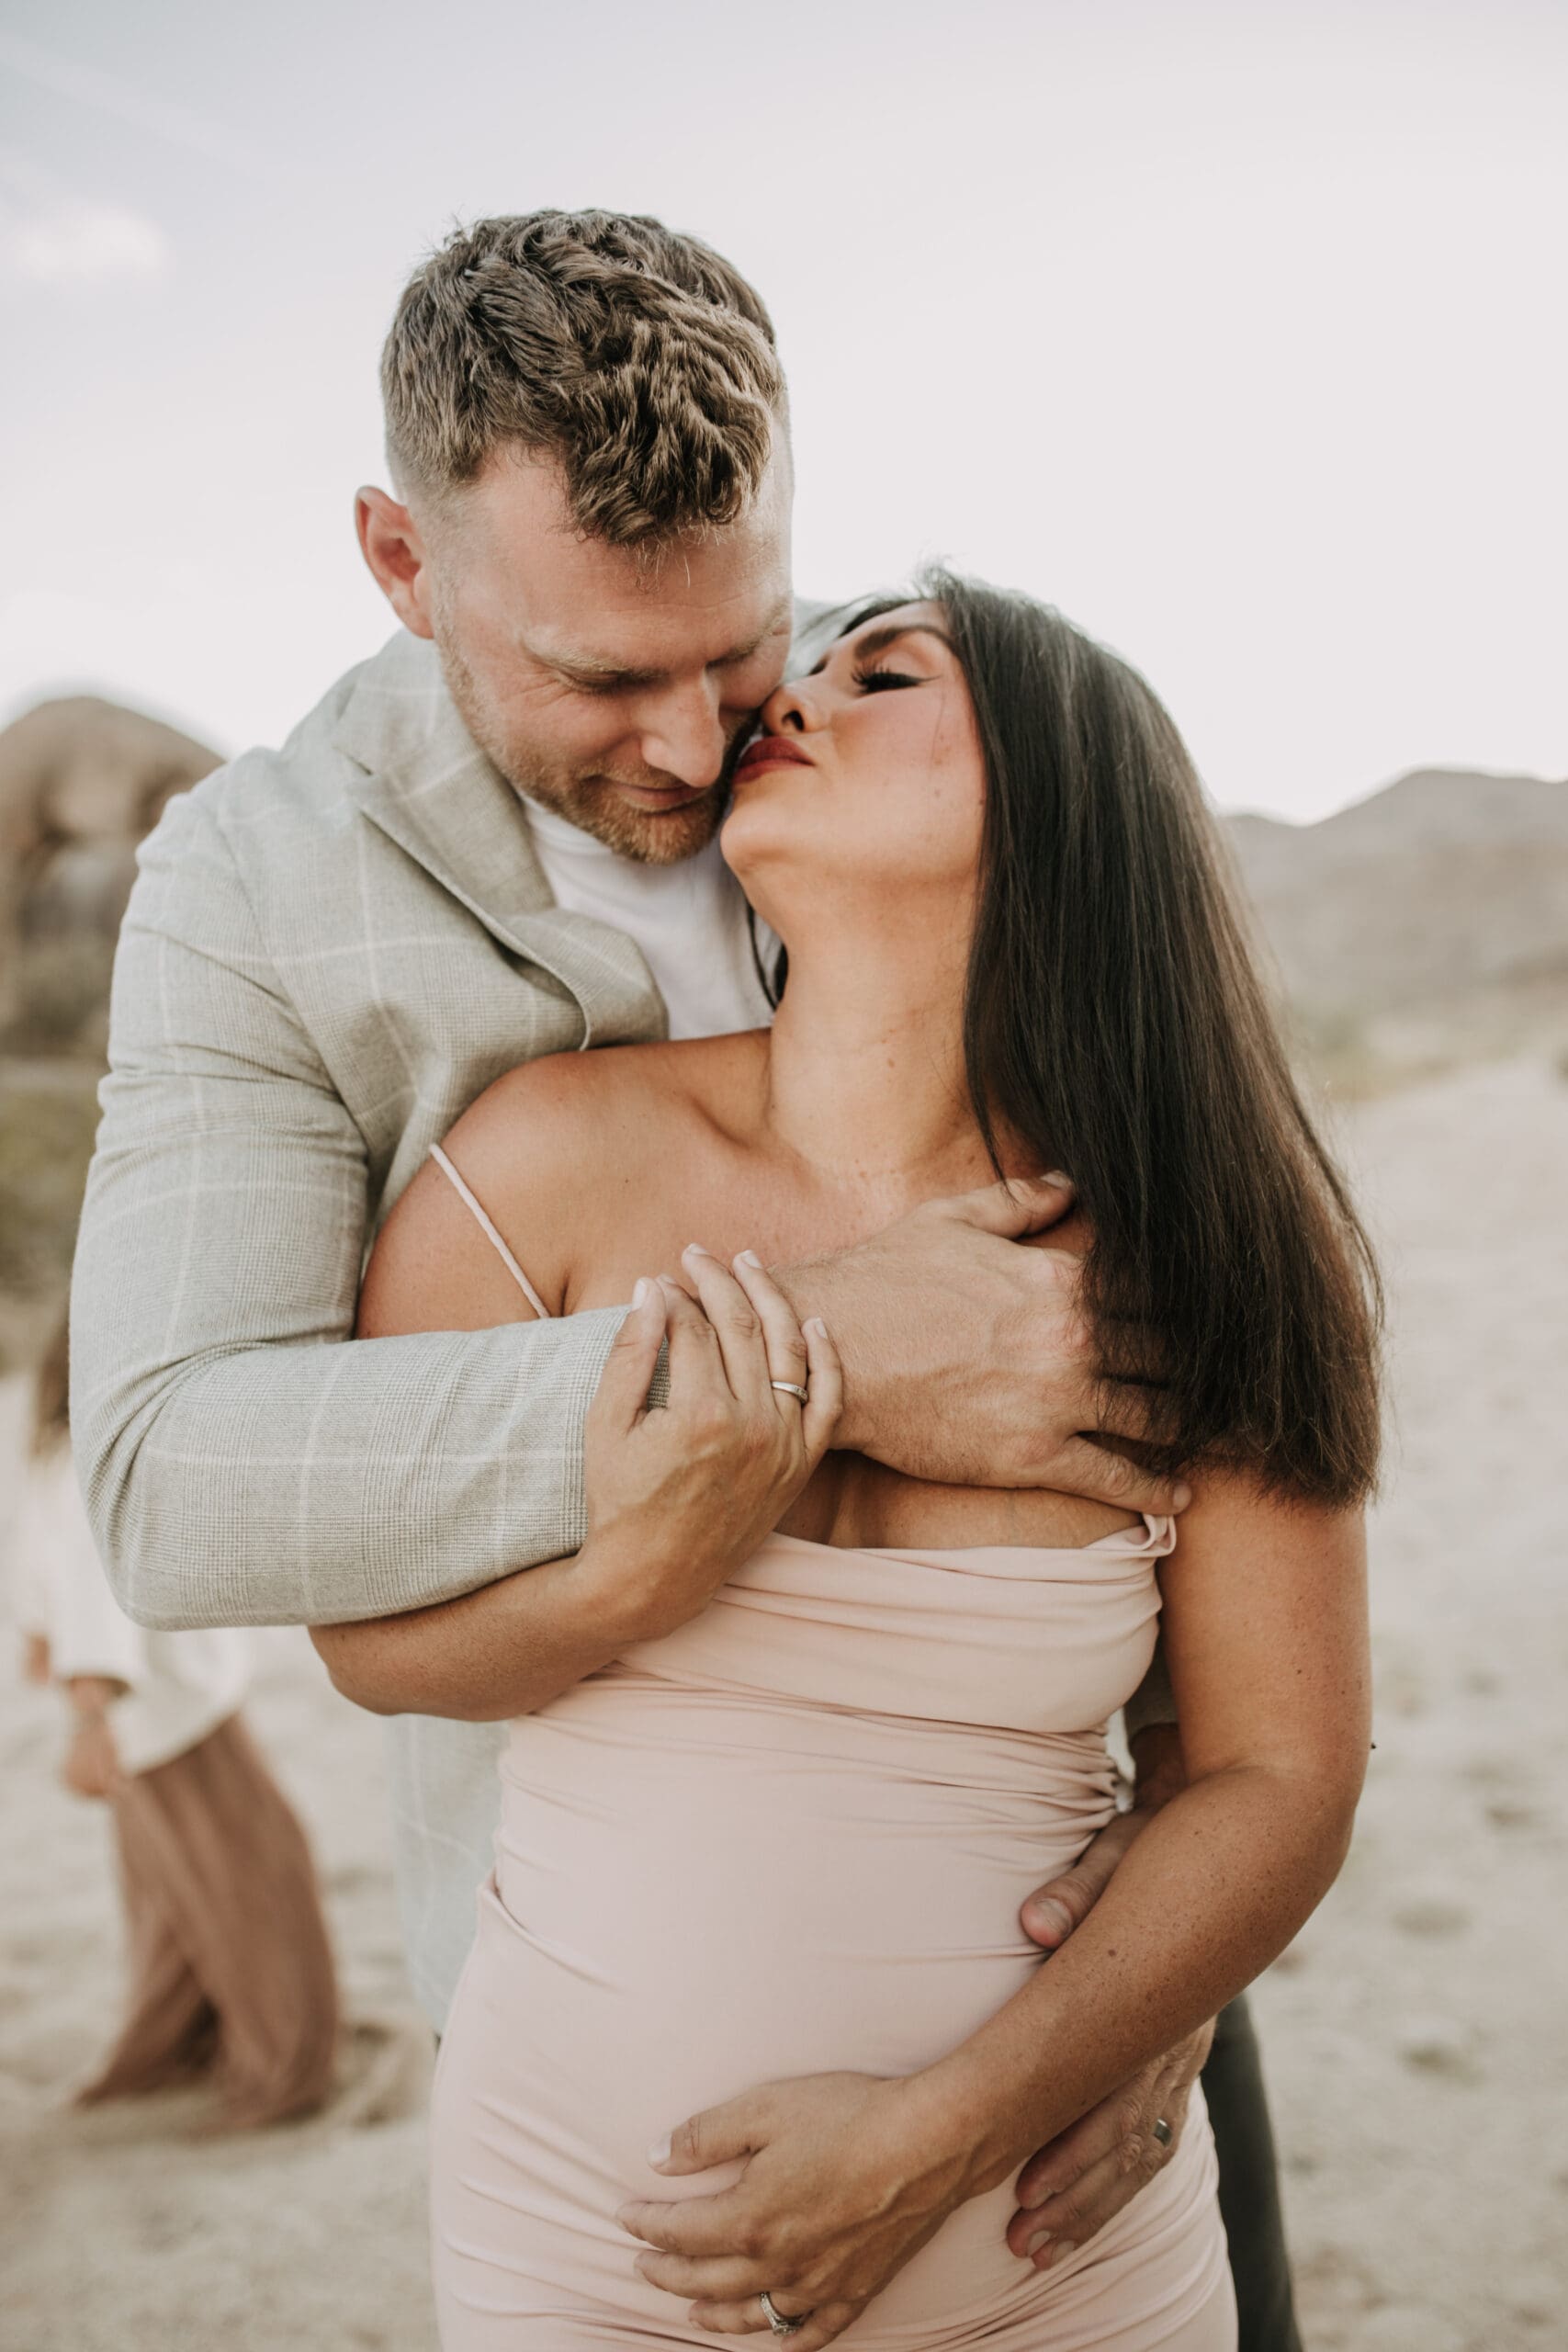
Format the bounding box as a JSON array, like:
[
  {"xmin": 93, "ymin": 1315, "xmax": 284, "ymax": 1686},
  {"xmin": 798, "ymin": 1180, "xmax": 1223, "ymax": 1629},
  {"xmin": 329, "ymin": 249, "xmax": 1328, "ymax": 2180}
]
[{"xmin": 522, "ymin": 798, "xmax": 775, "ymax": 1042}]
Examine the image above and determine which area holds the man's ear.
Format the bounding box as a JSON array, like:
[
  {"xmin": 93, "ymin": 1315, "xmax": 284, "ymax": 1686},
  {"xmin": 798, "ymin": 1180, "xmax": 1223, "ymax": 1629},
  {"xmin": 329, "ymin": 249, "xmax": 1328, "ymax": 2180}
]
[{"xmin": 355, "ymin": 485, "xmax": 435, "ymax": 639}]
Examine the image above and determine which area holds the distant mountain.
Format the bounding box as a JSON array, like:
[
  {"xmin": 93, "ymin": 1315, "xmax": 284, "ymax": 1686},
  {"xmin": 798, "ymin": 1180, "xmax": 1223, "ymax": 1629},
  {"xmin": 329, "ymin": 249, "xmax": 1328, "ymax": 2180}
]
[{"xmin": 1224, "ymin": 770, "xmax": 1568, "ymax": 1077}]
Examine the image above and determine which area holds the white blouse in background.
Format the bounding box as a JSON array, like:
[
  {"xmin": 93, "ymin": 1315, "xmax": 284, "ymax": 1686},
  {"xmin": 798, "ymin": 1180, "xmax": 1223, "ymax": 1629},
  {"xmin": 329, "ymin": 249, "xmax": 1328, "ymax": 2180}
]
[{"xmin": 10, "ymin": 1448, "xmax": 250, "ymax": 1777}]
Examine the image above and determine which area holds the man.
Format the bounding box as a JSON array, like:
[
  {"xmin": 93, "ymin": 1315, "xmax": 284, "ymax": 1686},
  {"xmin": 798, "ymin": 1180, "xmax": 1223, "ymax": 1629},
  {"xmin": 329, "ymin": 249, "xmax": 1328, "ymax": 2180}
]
[{"xmin": 71, "ymin": 210, "xmax": 1299, "ymax": 2347}]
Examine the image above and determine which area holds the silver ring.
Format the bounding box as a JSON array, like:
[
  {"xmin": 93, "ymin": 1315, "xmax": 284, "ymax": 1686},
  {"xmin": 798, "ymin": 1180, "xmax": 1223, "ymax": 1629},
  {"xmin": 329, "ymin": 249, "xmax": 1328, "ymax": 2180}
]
[
  {"xmin": 759, "ymin": 2290, "xmax": 809, "ymax": 2335},
  {"xmin": 770, "ymin": 1380, "xmax": 809, "ymax": 1404},
  {"xmin": 1151, "ymin": 2115, "xmax": 1173, "ymax": 2148}
]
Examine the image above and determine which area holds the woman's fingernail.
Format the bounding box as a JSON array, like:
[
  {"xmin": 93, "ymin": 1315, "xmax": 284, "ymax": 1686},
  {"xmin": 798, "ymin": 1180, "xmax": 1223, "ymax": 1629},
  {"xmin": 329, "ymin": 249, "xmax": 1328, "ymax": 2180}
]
[
  {"xmin": 1043, "ymin": 1170, "xmax": 1072, "ymax": 1187},
  {"xmin": 736, "ymin": 1249, "xmax": 762, "ymax": 1267},
  {"xmin": 1172, "ymin": 1482, "xmax": 1193, "ymax": 1510},
  {"xmin": 805, "ymin": 1317, "xmax": 828, "ymax": 1339},
  {"xmin": 647, "ymin": 2133, "xmax": 671, "ymax": 2167},
  {"xmin": 1043, "ymin": 2240, "xmax": 1077, "ymax": 2269},
  {"xmin": 632, "ymin": 1279, "xmax": 651, "ymax": 1308},
  {"xmin": 683, "ymin": 1241, "xmax": 712, "ymax": 1259},
  {"xmin": 1026, "ymin": 2227, "xmax": 1053, "ymax": 2256}
]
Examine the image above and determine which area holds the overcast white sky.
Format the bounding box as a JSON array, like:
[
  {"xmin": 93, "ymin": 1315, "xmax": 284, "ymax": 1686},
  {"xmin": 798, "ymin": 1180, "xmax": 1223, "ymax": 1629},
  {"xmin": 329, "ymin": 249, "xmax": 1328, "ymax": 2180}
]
[{"xmin": 1, "ymin": 0, "xmax": 1563, "ymax": 820}]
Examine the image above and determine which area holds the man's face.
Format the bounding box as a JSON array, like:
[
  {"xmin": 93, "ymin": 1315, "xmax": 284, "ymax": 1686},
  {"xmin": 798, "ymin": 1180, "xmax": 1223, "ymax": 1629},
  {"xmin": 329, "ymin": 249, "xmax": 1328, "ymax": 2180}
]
[{"xmin": 379, "ymin": 444, "xmax": 795, "ymax": 864}]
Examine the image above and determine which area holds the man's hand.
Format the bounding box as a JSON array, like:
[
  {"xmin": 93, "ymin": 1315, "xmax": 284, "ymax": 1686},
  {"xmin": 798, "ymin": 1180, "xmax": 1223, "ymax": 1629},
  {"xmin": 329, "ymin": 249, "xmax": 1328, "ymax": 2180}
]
[
  {"xmin": 1008, "ymin": 1723, "xmax": 1211, "ymax": 2271},
  {"xmin": 775, "ymin": 1175, "xmax": 1186, "ymax": 1516},
  {"xmin": 617, "ymin": 2072, "xmax": 966, "ymax": 2346},
  {"xmin": 1003, "ymin": 2020, "xmax": 1213, "ymax": 2273}
]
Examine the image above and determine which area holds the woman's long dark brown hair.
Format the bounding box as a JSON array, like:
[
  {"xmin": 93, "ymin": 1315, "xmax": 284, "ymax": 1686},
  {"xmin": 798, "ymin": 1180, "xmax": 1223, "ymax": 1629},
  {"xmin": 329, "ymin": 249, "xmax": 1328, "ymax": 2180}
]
[{"xmin": 790, "ymin": 574, "xmax": 1382, "ymax": 1504}]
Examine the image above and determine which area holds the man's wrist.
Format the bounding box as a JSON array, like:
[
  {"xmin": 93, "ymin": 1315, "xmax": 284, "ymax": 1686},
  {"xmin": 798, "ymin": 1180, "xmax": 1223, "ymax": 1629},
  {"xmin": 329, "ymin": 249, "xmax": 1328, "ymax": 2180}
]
[{"xmin": 772, "ymin": 1257, "xmax": 875, "ymax": 1453}]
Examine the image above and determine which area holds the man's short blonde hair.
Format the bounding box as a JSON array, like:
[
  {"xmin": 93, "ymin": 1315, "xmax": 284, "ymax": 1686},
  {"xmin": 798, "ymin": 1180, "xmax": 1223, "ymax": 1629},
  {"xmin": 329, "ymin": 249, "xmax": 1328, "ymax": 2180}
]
[{"xmin": 381, "ymin": 210, "xmax": 785, "ymax": 546}]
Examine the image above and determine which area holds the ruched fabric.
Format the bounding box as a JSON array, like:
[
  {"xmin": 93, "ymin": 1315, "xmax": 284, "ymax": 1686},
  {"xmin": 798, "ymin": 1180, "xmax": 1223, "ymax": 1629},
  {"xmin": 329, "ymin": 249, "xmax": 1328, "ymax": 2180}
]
[{"xmin": 431, "ymin": 1521, "xmax": 1235, "ymax": 2347}]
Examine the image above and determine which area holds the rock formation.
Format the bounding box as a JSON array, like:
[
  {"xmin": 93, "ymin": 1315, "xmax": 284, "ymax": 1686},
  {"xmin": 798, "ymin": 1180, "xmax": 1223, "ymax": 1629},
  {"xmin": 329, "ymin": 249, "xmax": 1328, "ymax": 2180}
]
[{"xmin": 0, "ymin": 695, "xmax": 221, "ymax": 1049}]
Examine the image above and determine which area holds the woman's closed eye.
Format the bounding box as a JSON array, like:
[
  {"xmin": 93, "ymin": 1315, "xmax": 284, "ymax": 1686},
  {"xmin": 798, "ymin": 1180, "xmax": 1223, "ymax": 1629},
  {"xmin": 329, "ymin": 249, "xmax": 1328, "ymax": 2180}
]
[{"xmin": 852, "ymin": 665, "xmax": 924, "ymax": 694}]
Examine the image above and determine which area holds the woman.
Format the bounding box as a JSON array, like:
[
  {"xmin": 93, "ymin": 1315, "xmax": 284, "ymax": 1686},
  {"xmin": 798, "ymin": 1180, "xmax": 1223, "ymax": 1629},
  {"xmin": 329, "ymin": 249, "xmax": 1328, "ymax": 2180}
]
[
  {"xmin": 15, "ymin": 1316, "xmax": 339, "ymax": 2129},
  {"xmin": 316, "ymin": 577, "xmax": 1378, "ymax": 2348}
]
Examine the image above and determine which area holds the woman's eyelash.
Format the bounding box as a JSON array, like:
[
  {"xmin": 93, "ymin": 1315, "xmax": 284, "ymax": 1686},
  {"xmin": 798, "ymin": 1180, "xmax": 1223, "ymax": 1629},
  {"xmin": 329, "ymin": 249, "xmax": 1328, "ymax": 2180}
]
[{"xmin": 851, "ymin": 665, "xmax": 921, "ymax": 693}]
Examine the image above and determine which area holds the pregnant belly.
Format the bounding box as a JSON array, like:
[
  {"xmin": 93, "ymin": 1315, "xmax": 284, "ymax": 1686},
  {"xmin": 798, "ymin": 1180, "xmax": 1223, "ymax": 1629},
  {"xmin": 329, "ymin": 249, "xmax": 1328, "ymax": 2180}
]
[
  {"xmin": 488, "ymin": 1672, "xmax": 1119, "ymax": 2190},
  {"xmin": 431, "ymin": 1673, "xmax": 1228, "ymax": 2346}
]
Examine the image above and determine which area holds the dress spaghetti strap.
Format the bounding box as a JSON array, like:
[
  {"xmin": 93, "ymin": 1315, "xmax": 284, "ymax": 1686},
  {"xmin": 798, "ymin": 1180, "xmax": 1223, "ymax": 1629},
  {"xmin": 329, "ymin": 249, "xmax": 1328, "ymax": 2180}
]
[{"xmin": 428, "ymin": 1145, "xmax": 552, "ymax": 1320}]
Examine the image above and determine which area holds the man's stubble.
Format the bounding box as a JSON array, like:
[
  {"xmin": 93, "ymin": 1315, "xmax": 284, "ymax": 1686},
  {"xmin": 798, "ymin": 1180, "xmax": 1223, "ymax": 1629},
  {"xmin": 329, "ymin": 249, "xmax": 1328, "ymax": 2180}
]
[{"xmin": 434, "ymin": 629, "xmax": 748, "ymax": 867}]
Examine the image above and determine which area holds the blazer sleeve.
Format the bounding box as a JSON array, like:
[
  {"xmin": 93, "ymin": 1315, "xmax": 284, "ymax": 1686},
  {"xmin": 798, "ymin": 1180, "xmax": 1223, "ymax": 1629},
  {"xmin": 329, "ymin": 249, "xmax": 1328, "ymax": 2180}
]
[{"xmin": 70, "ymin": 789, "xmax": 623, "ymax": 1632}]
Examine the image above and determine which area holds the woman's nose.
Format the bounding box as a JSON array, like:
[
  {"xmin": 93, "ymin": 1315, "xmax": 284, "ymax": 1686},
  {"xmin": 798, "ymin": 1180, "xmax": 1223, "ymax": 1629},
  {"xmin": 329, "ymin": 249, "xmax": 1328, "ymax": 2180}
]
[{"xmin": 759, "ymin": 676, "xmax": 828, "ymax": 736}]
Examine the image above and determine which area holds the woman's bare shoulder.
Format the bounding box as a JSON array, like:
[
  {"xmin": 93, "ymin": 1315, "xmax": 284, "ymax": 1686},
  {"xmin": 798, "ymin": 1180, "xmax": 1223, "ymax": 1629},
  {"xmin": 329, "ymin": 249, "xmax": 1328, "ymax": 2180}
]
[
  {"xmin": 357, "ymin": 1035, "xmax": 763, "ymax": 1340},
  {"xmin": 450, "ymin": 1030, "xmax": 763, "ymax": 1168}
]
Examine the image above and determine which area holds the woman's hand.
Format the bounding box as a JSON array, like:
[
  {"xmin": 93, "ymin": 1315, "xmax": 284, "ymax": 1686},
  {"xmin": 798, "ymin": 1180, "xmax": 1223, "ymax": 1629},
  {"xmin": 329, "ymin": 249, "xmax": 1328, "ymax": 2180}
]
[
  {"xmin": 312, "ymin": 1249, "xmax": 840, "ymax": 1724},
  {"xmin": 61, "ymin": 1687, "xmax": 123, "ymax": 1801},
  {"xmin": 618, "ymin": 2071, "xmax": 965, "ymax": 2345},
  {"xmin": 576, "ymin": 1247, "xmax": 842, "ymax": 1646}
]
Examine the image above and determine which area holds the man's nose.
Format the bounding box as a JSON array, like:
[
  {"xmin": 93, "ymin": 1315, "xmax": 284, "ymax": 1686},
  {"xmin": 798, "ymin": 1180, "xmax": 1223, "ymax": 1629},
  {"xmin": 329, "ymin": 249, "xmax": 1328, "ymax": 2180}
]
[{"xmin": 637, "ymin": 678, "xmax": 728, "ymax": 788}]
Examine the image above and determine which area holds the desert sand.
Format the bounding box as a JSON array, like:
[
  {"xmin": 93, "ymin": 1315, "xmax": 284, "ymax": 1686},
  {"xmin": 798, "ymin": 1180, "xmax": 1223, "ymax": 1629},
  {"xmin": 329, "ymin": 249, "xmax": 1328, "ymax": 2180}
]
[{"xmin": 2, "ymin": 1055, "xmax": 1564, "ymax": 2352}]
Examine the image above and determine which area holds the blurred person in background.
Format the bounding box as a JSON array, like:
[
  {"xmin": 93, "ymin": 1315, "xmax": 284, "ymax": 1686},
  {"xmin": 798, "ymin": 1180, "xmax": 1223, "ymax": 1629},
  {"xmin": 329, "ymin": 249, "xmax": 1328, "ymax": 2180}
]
[{"xmin": 12, "ymin": 1316, "xmax": 339, "ymax": 2130}]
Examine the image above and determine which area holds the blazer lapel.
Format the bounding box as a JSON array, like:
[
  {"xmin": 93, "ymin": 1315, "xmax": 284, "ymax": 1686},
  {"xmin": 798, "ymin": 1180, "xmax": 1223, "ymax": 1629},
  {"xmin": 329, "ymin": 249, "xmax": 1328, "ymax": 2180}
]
[{"xmin": 332, "ymin": 633, "xmax": 667, "ymax": 1046}]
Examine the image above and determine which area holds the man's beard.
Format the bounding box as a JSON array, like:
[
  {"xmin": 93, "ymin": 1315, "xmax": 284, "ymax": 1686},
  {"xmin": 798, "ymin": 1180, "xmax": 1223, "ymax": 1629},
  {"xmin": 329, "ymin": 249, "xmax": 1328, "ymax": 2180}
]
[{"xmin": 438, "ymin": 639, "xmax": 750, "ymax": 866}]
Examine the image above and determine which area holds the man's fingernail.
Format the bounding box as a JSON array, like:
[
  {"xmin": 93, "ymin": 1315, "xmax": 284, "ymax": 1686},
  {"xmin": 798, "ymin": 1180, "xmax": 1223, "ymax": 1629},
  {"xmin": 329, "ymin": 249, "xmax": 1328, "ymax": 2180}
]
[
  {"xmin": 1041, "ymin": 2239, "xmax": 1077, "ymax": 2270},
  {"xmin": 805, "ymin": 1317, "xmax": 828, "ymax": 1339},
  {"xmin": 647, "ymin": 2133, "xmax": 671, "ymax": 2168},
  {"xmin": 1025, "ymin": 2227, "xmax": 1054, "ymax": 2256},
  {"xmin": 1028, "ymin": 1898, "xmax": 1074, "ymax": 1941},
  {"xmin": 736, "ymin": 1249, "xmax": 762, "ymax": 1267}
]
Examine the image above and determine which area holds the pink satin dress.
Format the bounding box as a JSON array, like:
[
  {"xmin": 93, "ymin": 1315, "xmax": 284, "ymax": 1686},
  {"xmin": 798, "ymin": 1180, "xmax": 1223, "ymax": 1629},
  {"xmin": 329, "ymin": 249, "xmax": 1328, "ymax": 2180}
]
[{"xmin": 426, "ymin": 1157, "xmax": 1235, "ymax": 2348}]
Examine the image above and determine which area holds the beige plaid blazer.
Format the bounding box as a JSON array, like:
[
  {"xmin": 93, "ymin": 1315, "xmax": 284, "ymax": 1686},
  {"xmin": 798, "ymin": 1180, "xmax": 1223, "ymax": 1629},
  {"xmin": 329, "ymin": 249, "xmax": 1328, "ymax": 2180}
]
[{"xmin": 71, "ymin": 628, "xmax": 683, "ymax": 2018}]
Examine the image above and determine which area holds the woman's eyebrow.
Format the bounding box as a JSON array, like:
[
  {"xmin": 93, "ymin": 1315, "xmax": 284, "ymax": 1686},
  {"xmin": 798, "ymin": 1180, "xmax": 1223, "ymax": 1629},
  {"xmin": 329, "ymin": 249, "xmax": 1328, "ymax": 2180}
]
[{"xmin": 810, "ymin": 620, "xmax": 954, "ymax": 677}]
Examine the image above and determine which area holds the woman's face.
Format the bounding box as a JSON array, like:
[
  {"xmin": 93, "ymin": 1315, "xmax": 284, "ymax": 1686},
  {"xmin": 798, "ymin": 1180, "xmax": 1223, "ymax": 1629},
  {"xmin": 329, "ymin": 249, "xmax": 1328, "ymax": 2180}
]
[{"xmin": 719, "ymin": 601, "xmax": 987, "ymax": 934}]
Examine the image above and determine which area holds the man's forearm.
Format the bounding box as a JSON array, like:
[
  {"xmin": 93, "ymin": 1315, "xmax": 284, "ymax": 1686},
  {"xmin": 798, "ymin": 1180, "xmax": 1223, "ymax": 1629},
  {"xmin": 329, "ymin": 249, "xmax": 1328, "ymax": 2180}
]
[
  {"xmin": 73, "ymin": 1317, "xmax": 624, "ymax": 1630},
  {"xmin": 72, "ymin": 781, "xmax": 633, "ymax": 1634}
]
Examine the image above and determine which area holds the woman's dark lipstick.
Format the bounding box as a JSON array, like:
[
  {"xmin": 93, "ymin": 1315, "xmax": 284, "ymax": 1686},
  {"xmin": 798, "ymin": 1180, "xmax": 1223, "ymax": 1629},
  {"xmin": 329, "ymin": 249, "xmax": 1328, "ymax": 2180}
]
[{"xmin": 736, "ymin": 735, "xmax": 814, "ymax": 778}]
